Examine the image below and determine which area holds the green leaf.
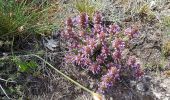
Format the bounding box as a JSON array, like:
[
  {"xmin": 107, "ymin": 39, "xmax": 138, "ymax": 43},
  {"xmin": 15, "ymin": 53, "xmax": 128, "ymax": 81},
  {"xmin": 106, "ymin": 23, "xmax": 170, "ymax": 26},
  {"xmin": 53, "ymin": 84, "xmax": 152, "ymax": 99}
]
[
  {"xmin": 17, "ymin": 61, "xmax": 29, "ymax": 72},
  {"xmin": 14, "ymin": 56, "xmax": 37, "ymax": 72},
  {"xmin": 27, "ymin": 60, "xmax": 38, "ymax": 69}
]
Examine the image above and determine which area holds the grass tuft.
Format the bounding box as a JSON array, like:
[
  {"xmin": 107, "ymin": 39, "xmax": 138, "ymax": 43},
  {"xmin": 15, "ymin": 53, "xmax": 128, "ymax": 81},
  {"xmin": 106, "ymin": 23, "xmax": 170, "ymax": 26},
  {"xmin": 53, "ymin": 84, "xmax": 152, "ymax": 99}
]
[
  {"xmin": 162, "ymin": 16, "xmax": 170, "ymax": 27},
  {"xmin": 0, "ymin": 0, "xmax": 59, "ymax": 39},
  {"xmin": 162, "ymin": 40, "xmax": 170, "ymax": 57},
  {"xmin": 74, "ymin": 0, "xmax": 96, "ymax": 19}
]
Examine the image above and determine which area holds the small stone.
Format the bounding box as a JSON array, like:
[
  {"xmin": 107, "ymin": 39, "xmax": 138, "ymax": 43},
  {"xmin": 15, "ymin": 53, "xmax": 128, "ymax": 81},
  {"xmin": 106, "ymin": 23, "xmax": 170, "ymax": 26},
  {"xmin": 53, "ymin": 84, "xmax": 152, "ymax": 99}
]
[
  {"xmin": 143, "ymin": 75, "xmax": 152, "ymax": 82},
  {"xmin": 130, "ymin": 81, "xmax": 136, "ymax": 87},
  {"xmin": 136, "ymin": 82, "xmax": 149, "ymax": 92},
  {"xmin": 90, "ymin": 81, "xmax": 95, "ymax": 88},
  {"xmin": 165, "ymin": 93, "xmax": 170, "ymax": 97}
]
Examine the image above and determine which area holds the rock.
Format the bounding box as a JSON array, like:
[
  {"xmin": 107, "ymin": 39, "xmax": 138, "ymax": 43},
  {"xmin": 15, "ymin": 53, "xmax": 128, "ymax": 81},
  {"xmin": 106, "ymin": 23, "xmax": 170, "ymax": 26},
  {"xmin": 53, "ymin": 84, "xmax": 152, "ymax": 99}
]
[
  {"xmin": 43, "ymin": 38, "xmax": 59, "ymax": 51},
  {"xmin": 136, "ymin": 82, "xmax": 150, "ymax": 92},
  {"xmin": 143, "ymin": 75, "xmax": 152, "ymax": 82}
]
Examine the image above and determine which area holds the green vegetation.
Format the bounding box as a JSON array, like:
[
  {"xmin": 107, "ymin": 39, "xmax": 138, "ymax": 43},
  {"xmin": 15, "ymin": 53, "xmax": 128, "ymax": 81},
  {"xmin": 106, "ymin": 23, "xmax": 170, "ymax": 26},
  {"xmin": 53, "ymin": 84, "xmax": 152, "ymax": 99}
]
[
  {"xmin": 162, "ymin": 16, "xmax": 170, "ymax": 27},
  {"xmin": 74, "ymin": 0, "xmax": 96, "ymax": 19},
  {"xmin": 163, "ymin": 40, "xmax": 170, "ymax": 57},
  {"xmin": 13, "ymin": 57, "xmax": 38, "ymax": 72},
  {"xmin": 0, "ymin": 0, "xmax": 59, "ymax": 39},
  {"xmin": 0, "ymin": 1, "xmax": 61, "ymax": 99}
]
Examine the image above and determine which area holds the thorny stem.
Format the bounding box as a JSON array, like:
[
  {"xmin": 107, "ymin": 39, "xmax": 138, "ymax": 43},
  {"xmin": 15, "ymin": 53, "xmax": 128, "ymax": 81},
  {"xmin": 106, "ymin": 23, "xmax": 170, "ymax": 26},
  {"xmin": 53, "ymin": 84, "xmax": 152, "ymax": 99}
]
[{"xmin": 31, "ymin": 54, "xmax": 94, "ymax": 94}]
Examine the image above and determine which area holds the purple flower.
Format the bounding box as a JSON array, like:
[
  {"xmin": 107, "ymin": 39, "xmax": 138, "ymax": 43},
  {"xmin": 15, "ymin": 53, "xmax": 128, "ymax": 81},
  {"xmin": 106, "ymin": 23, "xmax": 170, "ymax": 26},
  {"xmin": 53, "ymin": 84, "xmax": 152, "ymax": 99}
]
[
  {"xmin": 127, "ymin": 56, "xmax": 143, "ymax": 78},
  {"xmin": 106, "ymin": 63, "xmax": 114, "ymax": 68},
  {"xmin": 96, "ymin": 55, "xmax": 105, "ymax": 64},
  {"xmin": 93, "ymin": 11, "xmax": 103, "ymax": 24},
  {"xmin": 127, "ymin": 56, "xmax": 136, "ymax": 66},
  {"xmin": 100, "ymin": 45, "xmax": 110, "ymax": 59},
  {"xmin": 74, "ymin": 53, "xmax": 83, "ymax": 65},
  {"xmin": 64, "ymin": 26, "xmax": 79, "ymax": 40},
  {"xmin": 132, "ymin": 63, "xmax": 143, "ymax": 77},
  {"xmin": 135, "ymin": 68, "xmax": 143, "ymax": 77},
  {"xmin": 81, "ymin": 46, "xmax": 92, "ymax": 56},
  {"xmin": 83, "ymin": 57, "xmax": 91, "ymax": 66},
  {"xmin": 98, "ymin": 82, "xmax": 108, "ymax": 93},
  {"xmin": 93, "ymin": 24, "xmax": 103, "ymax": 33},
  {"xmin": 108, "ymin": 67, "xmax": 119, "ymax": 75},
  {"xmin": 112, "ymin": 50, "xmax": 121, "ymax": 60},
  {"xmin": 65, "ymin": 54, "xmax": 76, "ymax": 64},
  {"xmin": 86, "ymin": 38, "xmax": 97, "ymax": 49},
  {"xmin": 79, "ymin": 30, "xmax": 86, "ymax": 37},
  {"xmin": 78, "ymin": 13, "xmax": 89, "ymax": 29},
  {"xmin": 89, "ymin": 63, "xmax": 101, "ymax": 74},
  {"xmin": 112, "ymin": 39, "xmax": 125, "ymax": 51},
  {"xmin": 108, "ymin": 24, "xmax": 120, "ymax": 35},
  {"xmin": 98, "ymin": 67, "xmax": 119, "ymax": 93},
  {"xmin": 124, "ymin": 27, "xmax": 139, "ymax": 39},
  {"xmin": 97, "ymin": 31, "xmax": 106, "ymax": 41},
  {"xmin": 65, "ymin": 17, "xmax": 73, "ymax": 27},
  {"xmin": 101, "ymin": 74, "xmax": 114, "ymax": 86}
]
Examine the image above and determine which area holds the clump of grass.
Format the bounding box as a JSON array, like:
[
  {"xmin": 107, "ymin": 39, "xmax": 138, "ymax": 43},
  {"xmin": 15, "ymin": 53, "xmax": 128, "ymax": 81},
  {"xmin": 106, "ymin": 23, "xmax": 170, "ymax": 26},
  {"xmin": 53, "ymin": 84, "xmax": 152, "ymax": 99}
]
[
  {"xmin": 138, "ymin": 3, "xmax": 151, "ymax": 14},
  {"xmin": 0, "ymin": 0, "xmax": 59, "ymax": 39},
  {"xmin": 74, "ymin": 0, "xmax": 96, "ymax": 19},
  {"xmin": 137, "ymin": 3, "xmax": 156, "ymax": 20},
  {"xmin": 162, "ymin": 16, "xmax": 170, "ymax": 27},
  {"xmin": 162, "ymin": 40, "xmax": 170, "ymax": 57}
]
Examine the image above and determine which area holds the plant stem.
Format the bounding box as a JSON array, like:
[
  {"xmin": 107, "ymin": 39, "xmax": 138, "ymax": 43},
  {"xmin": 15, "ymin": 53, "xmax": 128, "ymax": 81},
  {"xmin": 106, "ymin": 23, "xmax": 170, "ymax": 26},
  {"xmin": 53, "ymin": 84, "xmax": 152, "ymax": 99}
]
[
  {"xmin": 0, "ymin": 78, "xmax": 16, "ymax": 83},
  {"xmin": 0, "ymin": 84, "xmax": 11, "ymax": 99},
  {"xmin": 31, "ymin": 54, "xmax": 94, "ymax": 94}
]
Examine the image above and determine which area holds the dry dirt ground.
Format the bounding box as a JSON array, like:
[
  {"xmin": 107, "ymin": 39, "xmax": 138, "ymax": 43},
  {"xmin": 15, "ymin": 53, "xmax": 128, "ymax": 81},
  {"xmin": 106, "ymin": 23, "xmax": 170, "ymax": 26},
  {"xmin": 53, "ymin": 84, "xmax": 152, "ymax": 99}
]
[{"xmin": 0, "ymin": 0, "xmax": 170, "ymax": 100}]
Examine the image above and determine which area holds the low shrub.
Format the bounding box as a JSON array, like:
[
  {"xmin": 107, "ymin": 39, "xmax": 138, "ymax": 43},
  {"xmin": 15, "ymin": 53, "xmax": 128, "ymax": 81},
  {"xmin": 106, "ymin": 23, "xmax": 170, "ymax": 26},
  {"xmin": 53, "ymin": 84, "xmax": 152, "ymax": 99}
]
[{"xmin": 61, "ymin": 12, "xmax": 143, "ymax": 93}]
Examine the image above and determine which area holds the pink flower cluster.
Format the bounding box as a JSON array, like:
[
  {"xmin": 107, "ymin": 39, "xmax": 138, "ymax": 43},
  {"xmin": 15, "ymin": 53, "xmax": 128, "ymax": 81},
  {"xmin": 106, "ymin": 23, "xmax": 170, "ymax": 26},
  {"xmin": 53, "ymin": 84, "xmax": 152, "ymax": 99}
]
[
  {"xmin": 98, "ymin": 67, "xmax": 119, "ymax": 93},
  {"xmin": 61, "ymin": 12, "xmax": 143, "ymax": 93}
]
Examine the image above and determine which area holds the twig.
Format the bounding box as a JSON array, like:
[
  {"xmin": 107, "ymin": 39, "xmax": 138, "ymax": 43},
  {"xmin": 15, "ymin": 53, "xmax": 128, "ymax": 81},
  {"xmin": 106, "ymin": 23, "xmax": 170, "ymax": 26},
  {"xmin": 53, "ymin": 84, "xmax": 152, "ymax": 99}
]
[
  {"xmin": 0, "ymin": 51, "xmax": 69, "ymax": 61},
  {"xmin": 0, "ymin": 78, "xmax": 16, "ymax": 83},
  {"xmin": 0, "ymin": 84, "xmax": 11, "ymax": 99},
  {"xmin": 0, "ymin": 51, "xmax": 45, "ymax": 61}
]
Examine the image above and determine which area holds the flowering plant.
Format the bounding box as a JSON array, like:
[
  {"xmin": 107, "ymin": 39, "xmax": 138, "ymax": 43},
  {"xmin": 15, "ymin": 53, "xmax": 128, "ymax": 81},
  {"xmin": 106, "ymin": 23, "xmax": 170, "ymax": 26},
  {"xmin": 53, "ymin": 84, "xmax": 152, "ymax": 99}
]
[{"xmin": 61, "ymin": 12, "xmax": 143, "ymax": 93}]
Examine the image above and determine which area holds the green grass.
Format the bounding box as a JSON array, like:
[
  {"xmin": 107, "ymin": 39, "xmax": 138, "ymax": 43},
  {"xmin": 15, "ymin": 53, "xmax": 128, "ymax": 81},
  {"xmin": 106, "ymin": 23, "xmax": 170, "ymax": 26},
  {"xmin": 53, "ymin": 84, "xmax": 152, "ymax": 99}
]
[
  {"xmin": 162, "ymin": 40, "xmax": 170, "ymax": 57},
  {"xmin": 162, "ymin": 16, "xmax": 170, "ymax": 27},
  {"xmin": 74, "ymin": 0, "xmax": 96, "ymax": 19},
  {"xmin": 0, "ymin": 0, "xmax": 59, "ymax": 39}
]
